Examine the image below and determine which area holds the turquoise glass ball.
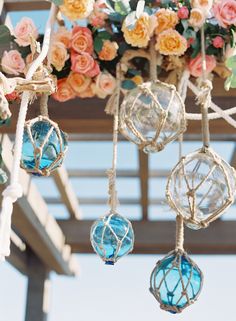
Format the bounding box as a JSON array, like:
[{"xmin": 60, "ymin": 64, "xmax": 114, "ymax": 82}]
[
  {"xmin": 21, "ymin": 117, "xmax": 68, "ymax": 176},
  {"xmin": 90, "ymin": 212, "xmax": 134, "ymax": 265},
  {"xmin": 150, "ymin": 251, "xmax": 203, "ymax": 313}
]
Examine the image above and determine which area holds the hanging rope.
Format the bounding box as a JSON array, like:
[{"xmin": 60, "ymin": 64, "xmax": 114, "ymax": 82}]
[
  {"xmin": 149, "ymin": 37, "xmax": 157, "ymax": 81},
  {"xmin": 40, "ymin": 93, "xmax": 49, "ymax": 117},
  {"xmin": 106, "ymin": 63, "xmax": 122, "ymax": 212},
  {"xmin": 0, "ymin": 3, "xmax": 58, "ymax": 261}
]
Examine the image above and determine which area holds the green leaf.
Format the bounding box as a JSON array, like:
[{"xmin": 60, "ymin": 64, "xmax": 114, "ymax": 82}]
[
  {"xmin": 122, "ymin": 79, "xmax": 137, "ymax": 90},
  {"xmin": 114, "ymin": 1, "xmax": 131, "ymax": 15},
  {"xmin": 97, "ymin": 31, "xmax": 111, "ymax": 40},
  {"xmin": 94, "ymin": 37, "xmax": 103, "ymax": 54},
  {"xmin": 0, "ymin": 168, "xmax": 8, "ymax": 185},
  {"xmin": 0, "ymin": 25, "xmax": 11, "ymax": 44},
  {"xmin": 51, "ymin": 0, "xmax": 63, "ymax": 5}
]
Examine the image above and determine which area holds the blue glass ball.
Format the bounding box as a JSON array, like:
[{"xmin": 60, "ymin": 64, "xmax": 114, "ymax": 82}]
[
  {"xmin": 21, "ymin": 117, "xmax": 68, "ymax": 176},
  {"xmin": 150, "ymin": 251, "xmax": 203, "ymax": 313},
  {"xmin": 90, "ymin": 212, "xmax": 134, "ymax": 265}
]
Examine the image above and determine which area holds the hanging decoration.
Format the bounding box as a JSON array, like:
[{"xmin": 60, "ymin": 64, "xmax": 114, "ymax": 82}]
[
  {"xmin": 90, "ymin": 63, "xmax": 134, "ymax": 265},
  {"xmin": 149, "ymin": 216, "xmax": 203, "ymax": 314}
]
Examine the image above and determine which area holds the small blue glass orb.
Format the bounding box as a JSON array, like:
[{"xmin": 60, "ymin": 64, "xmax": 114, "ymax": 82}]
[
  {"xmin": 90, "ymin": 212, "xmax": 134, "ymax": 265},
  {"xmin": 150, "ymin": 250, "xmax": 203, "ymax": 314},
  {"xmin": 21, "ymin": 116, "xmax": 68, "ymax": 176}
]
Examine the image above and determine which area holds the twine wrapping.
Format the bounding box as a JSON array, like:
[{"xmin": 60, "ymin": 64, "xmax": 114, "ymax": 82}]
[
  {"xmin": 40, "ymin": 94, "xmax": 49, "ymax": 117},
  {"xmin": 149, "ymin": 37, "xmax": 158, "ymax": 81}
]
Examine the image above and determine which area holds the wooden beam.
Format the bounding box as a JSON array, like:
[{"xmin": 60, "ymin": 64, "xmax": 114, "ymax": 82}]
[
  {"xmin": 4, "ymin": 0, "xmax": 50, "ymax": 11},
  {"xmin": 67, "ymin": 169, "xmax": 170, "ymax": 178},
  {"xmin": 25, "ymin": 254, "xmax": 50, "ymax": 321},
  {"xmin": 0, "ymin": 134, "xmax": 78, "ymax": 275},
  {"xmin": 7, "ymin": 231, "xmax": 28, "ymax": 275},
  {"xmin": 58, "ymin": 219, "xmax": 236, "ymax": 254},
  {"xmin": 53, "ymin": 166, "xmax": 81, "ymax": 219},
  {"xmin": 138, "ymin": 150, "xmax": 149, "ymax": 220}
]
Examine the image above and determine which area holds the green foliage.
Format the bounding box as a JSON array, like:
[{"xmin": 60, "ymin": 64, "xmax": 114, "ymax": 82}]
[
  {"xmin": 122, "ymin": 79, "xmax": 137, "ymax": 89},
  {"xmin": 0, "ymin": 25, "xmax": 11, "ymax": 44}
]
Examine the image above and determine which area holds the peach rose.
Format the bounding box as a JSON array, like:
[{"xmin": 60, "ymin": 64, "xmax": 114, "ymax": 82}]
[
  {"xmin": 191, "ymin": 0, "xmax": 213, "ymax": 14},
  {"xmin": 188, "ymin": 54, "xmax": 217, "ymax": 77},
  {"xmin": 92, "ymin": 72, "xmax": 117, "ymax": 98},
  {"xmin": 14, "ymin": 17, "xmax": 38, "ymax": 47},
  {"xmin": 67, "ymin": 72, "xmax": 91, "ymax": 95},
  {"xmin": 189, "ymin": 8, "xmax": 206, "ymax": 29},
  {"xmin": 77, "ymin": 84, "xmax": 94, "ymax": 98},
  {"xmin": 71, "ymin": 26, "xmax": 93, "ymax": 54},
  {"xmin": 155, "ymin": 9, "xmax": 179, "ymax": 34},
  {"xmin": 212, "ymin": 0, "xmax": 236, "ymax": 28},
  {"xmin": 48, "ymin": 42, "xmax": 69, "ymax": 72},
  {"xmin": 98, "ymin": 40, "xmax": 118, "ymax": 61},
  {"xmin": 71, "ymin": 52, "xmax": 100, "ymax": 77},
  {"xmin": 122, "ymin": 12, "xmax": 157, "ymax": 48},
  {"xmin": 52, "ymin": 78, "xmax": 76, "ymax": 102},
  {"xmin": 88, "ymin": 0, "xmax": 108, "ymax": 28},
  {"xmin": 53, "ymin": 27, "xmax": 72, "ymax": 48},
  {"xmin": 1, "ymin": 50, "xmax": 25, "ymax": 75},
  {"xmin": 155, "ymin": 29, "xmax": 187, "ymax": 56},
  {"xmin": 60, "ymin": 0, "xmax": 94, "ymax": 20}
]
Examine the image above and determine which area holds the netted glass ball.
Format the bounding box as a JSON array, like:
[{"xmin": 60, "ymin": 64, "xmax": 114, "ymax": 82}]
[
  {"xmin": 119, "ymin": 80, "xmax": 186, "ymax": 153},
  {"xmin": 166, "ymin": 148, "xmax": 236, "ymax": 229},
  {"xmin": 21, "ymin": 116, "xmax": 68, "ymax": 176},
  {"xmin": 150, "ymin": 251, "xmax": 203, "ymax": 314},
  {"xmin": 90, "ymin": 212, "xmax": 134, "ymax": 265}
]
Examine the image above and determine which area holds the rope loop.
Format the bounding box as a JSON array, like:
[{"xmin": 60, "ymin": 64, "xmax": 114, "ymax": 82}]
[{"xmin": 2, "ymin": 183, "xmax": 23, "ymax": 203}]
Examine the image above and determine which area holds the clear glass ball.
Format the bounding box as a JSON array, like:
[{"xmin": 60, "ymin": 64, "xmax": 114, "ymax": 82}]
[
  {"xmin": 90, "ymin": 212, "xmax": 134, "ymax": 265},
  {"xmin": 150, "ymin": 251, "xmax": 203, "ymax": 313},
  {"xmin": 21, "ymin": 118, "xmax": 68, "ymax": 176},
  {"xmin": 119, "ymin": 81, "xmax": 186, "ymax": 153},
  {"xmin": 167, "ymin": 149, "xmax": 236, "ymax": 228}
]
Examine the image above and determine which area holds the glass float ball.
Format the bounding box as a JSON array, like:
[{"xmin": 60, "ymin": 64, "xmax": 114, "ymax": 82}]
[
  {"xmin": 166, "ymin": 148, "xmax": 236, "ymax": 229},
  {"xmin": 21, "ymin": 116, "xmax": 68, "ymax": 176},
  {"xmin": 119, "ymin": 80, "xmax": 186, "ymax": 153},
  {"xmin": 150, "ymin": 251, "xmax": 203, "ymax": 314},
  {"xmin": 90, "ymin": 212, "xmax": 134, "ymax": 265}
]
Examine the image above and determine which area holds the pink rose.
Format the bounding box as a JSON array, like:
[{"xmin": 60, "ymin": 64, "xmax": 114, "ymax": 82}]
[
  {"xmin": 188, "ymin": 54, "xmax": 216, "ymax": 77},
  {"xmin": 71, "ymin": 51, "xmax": 100, "ymax": 77},
  {"xmin": 1, "ymin": 50, "xmax": 25, "ymax": 75},
  {"xmin": 14, "ymin": 17, "xmax": 38, "ymax": 47},
  {"xmin": 52, "ymin": 78, "xmax": 76, "ymax": 102},
  {"xmin": 92, "ymin": 72, "xmax": 116, "ymax": 98},
  {"xmin": 178, "ymin": 6, "xmax": 189, "ymax": 19},
  {"xmin": 213, "ymin": 0, "xmax": 236, "ymax": 28},
  {"xmin": 71, "ymin": 26, "xmax": 93, "ymax": 54},
  {"xmin": 88, "ymin": 0, "xmax": 108, "ymax": 27},
  {"xmin": 212, "ymin": 36, "xmax": 224, "ymax": 48}
]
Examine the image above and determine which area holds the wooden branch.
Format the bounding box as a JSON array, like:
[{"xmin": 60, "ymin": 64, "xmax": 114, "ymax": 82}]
[{"xmin": 138, "ymin": 150, "xmax": 149, "ymax": 220}]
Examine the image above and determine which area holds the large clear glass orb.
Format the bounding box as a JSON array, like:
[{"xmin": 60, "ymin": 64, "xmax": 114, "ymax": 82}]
[
  {"xmin": 90, "ymin": 212, "xmax": 134, "ymax": 265},
  {"xmin": 21, "ymin": 116, "xmax": 68, "ymax": 176},
  {"xmin": 119, "ymin": 80, "xmax": 186, "ymax": 153},
  {"xmin": 150, "ymin": 251, "xmax": 203, "ymax": 313},
  {"xmin": 166, "ymin": 148, "xmax": 236, "ymax": 229}
]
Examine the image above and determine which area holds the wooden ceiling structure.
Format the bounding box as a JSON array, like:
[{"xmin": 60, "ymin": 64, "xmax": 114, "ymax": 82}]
[{"xmin": 1, "ymin": 1, "xmax": 236, "ymax": 321}]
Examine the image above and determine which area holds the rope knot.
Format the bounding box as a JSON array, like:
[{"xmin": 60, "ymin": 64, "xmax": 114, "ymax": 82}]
[
  {"xmin": 196, "ymin": 79, "xmax": 213, "ymax": 107},
  {"xmin": 2, "ymin": 184, "xmax": 23, "ymax": 203}
]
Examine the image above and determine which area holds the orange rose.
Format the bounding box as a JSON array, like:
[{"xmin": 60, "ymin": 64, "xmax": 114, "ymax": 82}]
[
  {"xmin": 48, "ymin": 42, "xmax": 69, "ymax": 71},
  {"xmin": 122, "ymin": 12, "xmax": 157, "ymax": 48},
  {"xmin": 60, "ymin": 0, "xmax": 94, "ymax": 20},
  {"xmin": 155, "ymin": 9, "xmax": 179, "ymax": 34},
  {"xmin": 71, "ymin": 26, "xmax": 93, "ymax": 54},
  {"xmin": 52, "ymin": 78, "xmax": 76, "ymax": 102},
  {"xmin": 155, "ymin": 29, "xmax": 187, "ymax": 56},
  {"xmin": 53, "ymin": 27, "xmax": 72, "ymax": 48},
  {"xmin": 78, "ymin": 84, "xmax": 94, "ymax": 98},
  {"xmin": 98, "ymin": 40, "xmax": 118, "ymax": 61},
  {"xmin": 189, "ymin": 8, "xmax": 205, "ymax": 29},
  {"xmin": 67, "ymin": 72, "xmax": 91, "ymax": 95}
]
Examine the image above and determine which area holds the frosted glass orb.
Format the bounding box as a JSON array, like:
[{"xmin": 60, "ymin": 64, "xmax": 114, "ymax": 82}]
[
  {"xmin": 90, "ymin": 212, "xmax": 134, "ymax": 265},
  {"xmin": 119, "ymin": 81, "xmax": 186, "ymax": 153},
  {"xmin": 21, "ymin": 116, "xmax": 68, "ymax": 176},
  {"xmin": 150, "ymin": 251, "xmax": 203, "ymax": 313},
  {"xmin": 166, "ymin": 148, "xmax": 236, "ymax": 229}
]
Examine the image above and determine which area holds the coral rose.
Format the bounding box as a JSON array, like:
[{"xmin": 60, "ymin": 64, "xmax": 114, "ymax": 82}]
[
  {"xmin": 98, "ymin": 40, "xmax": 118, "ymax": 61},
  {"xmin": 67, "ymin": 72, "xmax": 91, "ymax": 95},
  {"xmin": 52, "ymin": 78, "xmax": 76, "ymax": 102},
  {"xmin": 178, "ymin": 6, "xmax": 189, "ymax": 19},
  {"xmin": 48, "ymin": 42, "xmax": 69, "ymax": 72},
  {"xmin": 122, "ymin": 12, "xmax": 157, "ymax": 48},
  {"xmin": 188, "ymin": 54, "xmax": 216, "ymax": 77},
  {"xmin": 155, "ymin": 29, "xmax": 187, "ymax": 56},
  {"xmin": 14, "ymin": 17, "xmax": 38, "ymax": 47},
  {"xmin": 71, "ymin": 26, "xmax": 93, "ymax": 54},
  {"xmin": 155, "ymin": 9, "xmax": 179, "ymax": 34},
  {"xmin": 60, "ymin": 0, "xmax": 94, "ymax": 20},
  {"xmin": 212, "ymin": 0, "xmax": 236, "ymax": 28},
  {"xmin": 189, "ymin": 8, "xmax": 206, "ymax": 29},
  {"xmin": 71, "ymin": 52, "xmax": 100, "ymax": 77},
  {"xmin": 53, "ymin": 27, "xmax": 72, "ymax": 48},
  {"xmin": 1, "ymin": 50, "xmax": 25, "ymax": 75},
  {"xmin": 92, "ymin": 72, "xmax": 117, "ymax": 98}
]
